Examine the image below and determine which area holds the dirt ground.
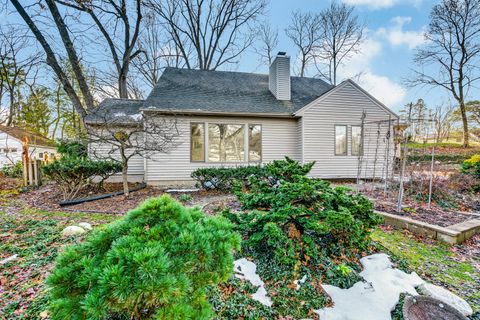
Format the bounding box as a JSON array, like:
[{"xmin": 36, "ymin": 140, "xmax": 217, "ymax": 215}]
[{"xmin": 15, "ymin": 180, "xmax": 237, "ymax": 215}]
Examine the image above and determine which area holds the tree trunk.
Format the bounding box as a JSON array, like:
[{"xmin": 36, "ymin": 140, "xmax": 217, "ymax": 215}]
[
  {"xmin": 459, "ymin": 101, "xmax": 469, "ymax": 148},
  {"xmin": 122, "ymin": 164, "xmax": 129, "ymax": 196},
  {"xmin": 120, "ymin": 146, "xmax": 129, "ymax": 196}
]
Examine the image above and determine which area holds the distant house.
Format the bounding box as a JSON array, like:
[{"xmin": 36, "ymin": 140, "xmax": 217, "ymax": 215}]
[
  {"xmin": 0, "ymin": 125, "xmax": 57, "ymax": 167},
  {"xmin": 86, "ymin": 52, "xmax": 399, "ymax": 185}
]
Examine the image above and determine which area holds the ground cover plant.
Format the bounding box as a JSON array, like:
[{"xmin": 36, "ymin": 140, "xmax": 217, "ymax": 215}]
[
  {"xmin": 211, "ymin": 158, "xmax": 381, "ymax": 318},
  {"xmin": 0, "ymin": 203, "xmax": 119, "ymax": 319},
  {"xmin": 47, "ymin": 195, "xmax": 240, "ymax": 320}
]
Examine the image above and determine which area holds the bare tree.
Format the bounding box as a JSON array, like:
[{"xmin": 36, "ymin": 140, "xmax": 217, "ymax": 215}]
[
  {"xmin": 0, "ymin": 27, "xmax": 41, "ymax": 126},
  {"xmin": 254, "ymin": 22, "xmax": 278, "ymax": 66},
  {"xmin": 433, "ymin": 104, "xmax": 455, "ymax": 142},
  {"xmin": 131, "ymin": 13, "xmax": 188, "ymax": 89},
  {"xmin": 87, "ymin": 111, "xmax": 180, "ymax": 195},
  {"xmin": 9, "ymin": 0, "xmax": 95, "ymax": 119},
  {"xmin": 145, "ymin": 0, "xmax": 266, "ymax": 70},
  {"xmin": 314, "ymin": 1, "xmax": 364, "ymax": 85},
  {"xmin": 410, "ymin": 0, "xmax": 480, "ymax": 148},
  {"xmin": 55, "ymin": 0, "xmax": 143, "ymax": 99},
  {"xmin": 285, "ymin": 11, "xmax": 322, "ymax": 77}
]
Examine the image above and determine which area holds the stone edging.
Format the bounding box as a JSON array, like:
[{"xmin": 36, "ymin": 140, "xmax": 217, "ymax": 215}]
[{"xmin": 375, "ymin": 210, "xmax": 480, "ymax": 244}]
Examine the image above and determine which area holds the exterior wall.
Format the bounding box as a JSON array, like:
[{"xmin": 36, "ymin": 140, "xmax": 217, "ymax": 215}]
[
  {"xmin": 0, "ymin": 133, "xmax": 22, "ymax": 166},
  {"xmin": 300, "ymin": 82, "xmax": 398, "ymax": 179},
  {"xmin": 145, "ymin": 115, "xmax": 299, "ymax": 183},
  {"xmin": 0, "ymin": 132, "xmax": 56, "ymax": 167},
  {"xmin": 88, "ymin": 140, "xmax": 145, "ymax": 176}
]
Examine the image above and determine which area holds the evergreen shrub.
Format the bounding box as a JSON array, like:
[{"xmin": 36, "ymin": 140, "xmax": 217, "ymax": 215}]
[{"xmin": 47, "ymin": 195, "xmax": 240, "ymax": 320}]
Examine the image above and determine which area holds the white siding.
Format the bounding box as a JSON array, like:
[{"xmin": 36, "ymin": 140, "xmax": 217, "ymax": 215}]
[
  {"xmin": 0, "ymin": 132, "xmax": 57, "ymax": 167},
  {"xmin": 88, "ymin": 130, "xmax": 145, "ymax": 176},
  {"xmin": 145, "ymin": 115, "xmax": 299, "ymax": 183},
  {"xmin": 300, "ymin": 82, "xmax": 398, "ymax": 179}
]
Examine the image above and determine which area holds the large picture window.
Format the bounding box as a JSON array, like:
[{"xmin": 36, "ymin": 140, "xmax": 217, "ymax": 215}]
[
  {"xmin": 191, "ymin": 123, "xmax": 205, "ymax": 161},
  {"xmin": 335, "ymin": 125, "xmax": 347, "ymax": 156},
  {"xmin": 249, "ymin": 124, "xmax": 262, "ymax": 162},
  {"xmin": 208, "ymin": 124, "xmax": 245, "ymax": 162},
  {"xmin": 351, "ymin": 126, "xmax": 363, "ymax": 156},
  {"xmin": 190, "ymin": 122, "xmax": 262, "ymax": 163}
]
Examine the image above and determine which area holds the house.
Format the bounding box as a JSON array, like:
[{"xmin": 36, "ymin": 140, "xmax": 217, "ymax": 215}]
[
  {"xmin": 0, "ymin": 125, "xmax": 57, "ymax": 167},
  {"xmin": 86, "ymin": 52, "xmax": 399, "ymax": 185}
]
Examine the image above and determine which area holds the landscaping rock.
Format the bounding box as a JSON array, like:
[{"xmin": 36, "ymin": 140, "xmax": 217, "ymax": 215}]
[
  {"xmin": 417, "ymin": 283, "xmax": 473, "ymax": 316},
  {"xmin": 61, "ymin": 226, "xmax": 86, "ymax": 237},
  {"xmin": 0, "ymin": 254, "xmax": 18, "ymax": 265},
  {"xmin": 78, "ymin": 222, "xmax": 92, "ymax": 230}
]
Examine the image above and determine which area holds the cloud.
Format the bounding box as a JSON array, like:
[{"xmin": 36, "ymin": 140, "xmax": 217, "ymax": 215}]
[
  {"xmin": 342, "ymin": 0, "xmax": 421, "ymax": 9},
  {"xmin": 377, "ymin": 16, "xmax": 425, "ymax": 49},
  {"xmin": 338, "ymin": 38, "xmax": 406, "ymax": 107}
]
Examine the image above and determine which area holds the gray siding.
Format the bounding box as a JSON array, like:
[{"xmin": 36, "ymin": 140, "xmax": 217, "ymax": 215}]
[
  {"xmin": 300, "ymin": 81, "xmax": 397, "ymax": 179},
  {"xmin": 89, "ymin": 140, "xmax": 145, "ymax": 175},
  {"xmin": 145, "ymin": 115, "xmax": 299, "ymax": 183}
]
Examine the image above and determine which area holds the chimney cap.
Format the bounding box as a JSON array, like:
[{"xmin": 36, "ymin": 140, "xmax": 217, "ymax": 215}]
[{"xmin": 277, "ymin": 51, "xmax": 287, "ymax": 56}]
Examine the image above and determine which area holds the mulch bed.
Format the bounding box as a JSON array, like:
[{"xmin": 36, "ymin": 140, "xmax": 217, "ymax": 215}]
[
  {"xmin": 373, "ymin": 197, "xmax": 477, "ymax": 227},
  {"xmin": 19, "ymin": 181, "xmax": 236, "ymax": 215}
]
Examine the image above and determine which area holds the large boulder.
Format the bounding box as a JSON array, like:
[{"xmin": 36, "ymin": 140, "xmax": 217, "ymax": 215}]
[
  {"xmin": 417, "ymin": 283, "xmax": 473, "ymax": 316},
  {"xmin": 61, "ymin": 226, "xmax": 86, "ymax": 237}
]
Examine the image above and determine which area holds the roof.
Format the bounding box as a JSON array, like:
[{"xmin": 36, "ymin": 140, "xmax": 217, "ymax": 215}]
[
  {"xmin": 0, "ymin": 125, "xmax": 56, "ymax": 147},
  {"xmin": 85, "ymin": 98, "xmax": 145, "ymax": 124},
  {"xmin": 143, "ymin": 68, "xmax": 333, "ymax": 115}
]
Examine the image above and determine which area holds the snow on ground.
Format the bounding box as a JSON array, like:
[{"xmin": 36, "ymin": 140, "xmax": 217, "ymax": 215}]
[
  {"xmin": 316, "ymin": 253, "xmax": 424, "ymax": 320},
  {"xmin": 233, "ymin": 258, "xmax": 273, "ymax": 307}
]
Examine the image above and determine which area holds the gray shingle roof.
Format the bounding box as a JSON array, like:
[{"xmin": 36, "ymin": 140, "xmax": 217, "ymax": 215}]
[
  {"xmin": 144, "ymin": 68, "xmax": 333, "ymax": 114},
  {"xmin": 86, "ymin": 67, "xmax": 333, "ymax": 122},
  {"xmin": 85, "ymin": 98, "xmax": 145, "ymax": 124}
]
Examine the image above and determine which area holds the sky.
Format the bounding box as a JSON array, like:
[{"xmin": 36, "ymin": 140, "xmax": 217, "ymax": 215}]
[
  {"xmin": 2, "ymin": 0, "xmax": 478, "ymax": 114},
  {"xmin": 238, "ymin": 0, "xmax": 459, "ymax": 113}
]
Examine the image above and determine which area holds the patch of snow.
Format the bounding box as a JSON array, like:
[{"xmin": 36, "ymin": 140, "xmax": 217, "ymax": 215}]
[
  {"xmin": 0, "ymin": 254, "xmax": 18, "ymax": 265},
  {"xmin": 315, "ymin": 253, "xmax": 424, "ymax": 320},
  {"xmin": 294, "ymin": 275, "xmax": 307, "ymax": 290},
  {"xmin": 129, "ymin": 113, "xmax": 143, "ymax": 121},
  {"xmin": 113, "ymin": 112, "xmax": 127, "ymax": 117},
  {"xmin": 417, "ymin": 283, "xmax": 473, "ymax": 316},
  {"xmin": 234, "ymin": 258, "xmax": 273, "ymax": 307}
]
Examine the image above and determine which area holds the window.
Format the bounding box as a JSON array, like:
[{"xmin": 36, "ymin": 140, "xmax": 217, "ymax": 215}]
[
  {"xmin": 191, "ymin": 123, "xmax": 205, "ymax": 161},
  {"xmin": 208, "ymin": 124, "xmax": 245, "ymax": 162},
  {"xmin": 335, "ymin": 125, "xmax": 347, "ymax": 156},
  {"xmin": 248, "ymin": 125, "xmax": 262, "ymax": 162},
  {"xmin": 191, "ymin": 122, "xmax": 261, "ymax": 163},
  {"xmin": 351, "ymin": 126, "xmax": 363, "ymax": 156}
]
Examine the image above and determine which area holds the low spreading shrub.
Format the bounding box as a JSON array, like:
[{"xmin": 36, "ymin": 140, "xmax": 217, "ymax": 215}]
[
  {"xmin": 225, "ymin": 162, "xmax": 380, "ymax": 269},
  {"xmin": 191, "ymin": 165, "xmax": 265, "ymax": 191},
  {"xmin": 191, "ymin": 157, "xmax": 314, "ymax": 191},
  {"xmin": 1, "ymin": 161, "xmax": 23, "ymax": 178},
  {"xmin": 47, "ymin": 195, "xmax": 240, "ymax": 320},
  {"xmin": 42, "ymin": 156, "xmax": 122, "ymax": 200}
]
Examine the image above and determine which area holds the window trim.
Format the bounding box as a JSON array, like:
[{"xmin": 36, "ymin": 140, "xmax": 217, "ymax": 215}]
[
  {"xmin": 248, "ymin": 124, "xmax": 262, "ymax": 163},
  {"xmin": 334, "ymin": 125, "xmax": 348, "ymax": 156},
  {"xmin": 190, "ymin": 122, "xmax": 263, "ymax": 164},
  {"xmin": 351, "ymin": 125, "xmax": 364, "ymax": 156},
  {"xmin": 190, "ymin": 122, "xmax": 206, "ymax": 162}
]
